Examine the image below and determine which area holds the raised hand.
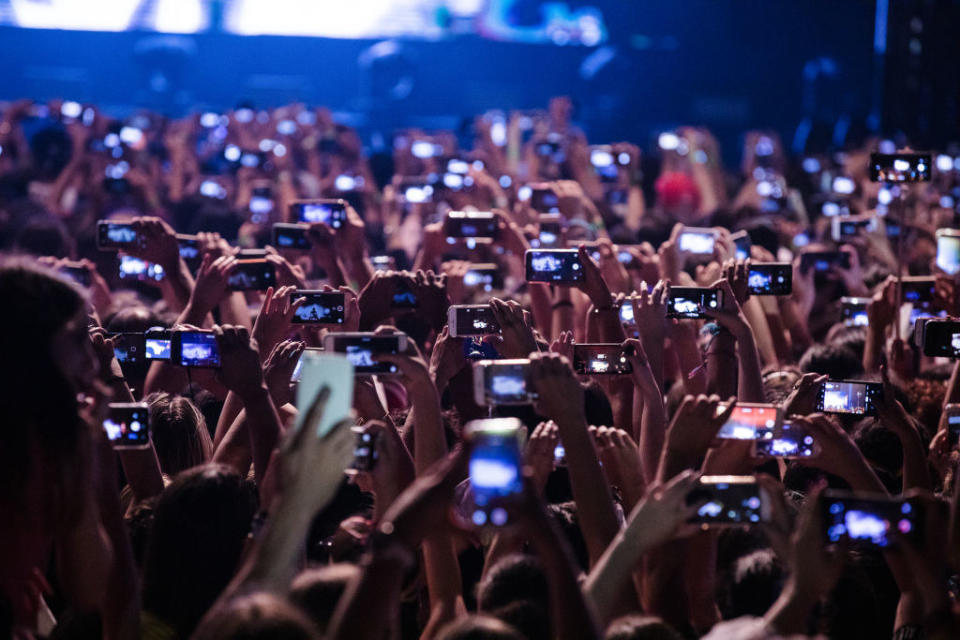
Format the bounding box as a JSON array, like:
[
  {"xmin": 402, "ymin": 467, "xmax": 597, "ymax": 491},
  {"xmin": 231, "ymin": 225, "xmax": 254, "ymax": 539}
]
[
  {"xmin": 191, "ymin": 253, "xmax": 237, "ymax": 315},
  {"xmin": 576, "ymin": 244, "xmax": 614, "ymax": 308},
  {"xmin": 130, "ymin": 216, "xmax": 181, "ymax": 270},
  {"xmin": 214, "ymin": 324, "xmax": 266, "ymax": 399},
  {"xmin": 263, "ymin": 339, "xmax": 304, "ymax": 406},
  {"xmin": 355, "ymin": 420, "xmax": 416, "ymax": 517},
  {"xmin": 661, "ymin": 394, "xmax": 736, "ymax": 473},
  {"xmin": 630, "ymin": 279, "xmax": 668, "ymax": 340},
  {"xmin": 490, "ymin": 297, "xmax": 539, "ymax": 359},
  {"xmin": 549, "ymin": 330, "xmax": 575, "ymax": 362},
  {"xmin": 592, "ymin": 426, "xmax": 646, "ymax": 507},
  {"xmin": 781, "ymin": 372, "xmax": 827, "ymax": 416},
  {"xmin": 529, "ymin": 351, "xmax": 585, "ymax": 425},
  {"xmin": 252, "ymin": 286, "xmax": 304, "ymax": 360},
  {"xmin": 525, "ymin": 421, "xmax": 560, "ymax": 494}
]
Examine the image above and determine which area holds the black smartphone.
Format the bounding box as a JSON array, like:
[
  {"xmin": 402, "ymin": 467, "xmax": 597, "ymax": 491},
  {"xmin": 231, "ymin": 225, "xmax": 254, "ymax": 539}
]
[
  {"xmin": 686, "ymin": 476, "xmax": 770, "ymax": 527},
  {"xmin": 800, "ymin": 251, "xmax": 851, "ymax": 274},
  {"xmin": 111, "ymin": 332, "xmax": 146, "ymax": 364},
  {"xmin": 572, "ymin": 343, "xmax": 633, "ymax": 375},
  {"xmin": 901, "ymin": 276, "xmax": 937, "ymax": 309},
  {"xmin": 869, "ymin": 153, "xmax": 932, "ymax": 183},
  {"xmin": 821, "ymin": 490, "xmax": 922, "ymax": 548},
  {"xmin": 465, "ymin": 417, "xmax": 525, "ymax": 527},
  {"xmin": 538, "ymin": 214, "xmax": 564, "ymax": 248},
  {"xmin": 666, "ymin": 287, "xmax": 722, "ymax": 319},
  {"xmin": 351, "ymin": 426, "xmax": 379, "ymax": 471},
  {"xmin": 840, "ymin": 297, "xmax": 870, "ymax": 327},
  {"xmin": 171, "ymin": 330, "xmax": 221, "ymax": 368},
  {"xmin": 444, "ymin": 211, "xmax": 499, "ymax": 241},
  {"xmin": 227, "ymin": 259, "xmax": 276, "ymax": 291},
  {"xmin": 524, "ymin": 249, "xmax": 583, "ymax": 284},
  {"xmin": 104, "ymin": 402, "xmax": 150, "ymax": 448},
  {"xmin": 272, "ymin": 223, "xmax": 311, "ymax": 251},
  {"xmin": 731, "ymin": 230, "xmax": 751, "ymax": 260},
  {"xmin": 747, "ymin": 263, "xmax": 792, "ymax": 296},
  {"xmin": 59, "ymin": 265, "xmax": 91, "ymax": 288},
  {"xmin": 918, "ymin": 318, "xmax": 960, "ymax": 358},
  {"xmin": 144, "ymin": 328, "xmax": 171, "ymax": 361},
  {"xmin": 292, "ymin": 291, "xmax": 346, "ymax": 325},
  {"xmin": 448, "ymin": 305, "xmax": 500, "ymax": 338},
  {"xmin": 118, "ymin": 256, "xmax": 165, "ymax": 282},
  {"xmin": 463, "ymin": 263, "xmax": 502, "ymax": 292},
  {"xmin": 530, "ymin": 187, "xmax": 560, "ymax": 213},
  {"xmin": 754, "ymin": 421, "xmax": 817, "ymax": 459},
  {"xmin": 322, "ymin": 332, "xmax": 407, "ymax": 376},
  {"xmin": 391, "ymin": 279, "xmax": 418, "ymax": 309},
  {"xmin": 817, "ymin": 380, "xmax": 883, "ymax": 416},
  {"xmin": 291, "ymin": 199, "xmax": 347, "ymax": 227},
  {"xmin": 97, "ymin": 221, "xmax": 138, "ymax": 251},
  {"xmin": 945, "ymin": 404, "xmax": 960, "ymax": 447}
]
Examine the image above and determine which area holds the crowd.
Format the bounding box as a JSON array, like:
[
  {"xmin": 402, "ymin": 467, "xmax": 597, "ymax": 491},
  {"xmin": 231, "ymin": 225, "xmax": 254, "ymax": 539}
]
[{"xmin": 2, "ymin": 94, "xmax": 960, "ymax": 640}]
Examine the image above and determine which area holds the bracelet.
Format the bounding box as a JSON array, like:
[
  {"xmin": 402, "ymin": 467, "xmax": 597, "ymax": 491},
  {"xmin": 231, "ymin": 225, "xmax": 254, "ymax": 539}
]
[{"xmin": 552, "ymin": 300, "xmax": 574, "ymax": 310}]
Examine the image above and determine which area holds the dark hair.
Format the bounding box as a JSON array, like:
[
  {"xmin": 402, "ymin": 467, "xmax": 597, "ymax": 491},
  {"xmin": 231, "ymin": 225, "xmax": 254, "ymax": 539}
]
[
  {"xmin": 192, "ymin": 592, "xmax": 318, "ymax": 640},
  {"xmin": 478, "ymin": 555, "xmax": 549, "ymax": 640},
  {"xmin": 289, "ymin": 564, "xmax": 358, "ymax": 635},
  {"xmin": 798, "ymin": 343, "xmax": 863, "ymax": 379},
  {"xmin": 436, "ymin": 615, "xmax": 525, "ymax": 640},
  {"xmin": 145, "ymin": 392, "xmax": 213, "ymax": 476},
  {"xmin": 604, "ymin": 615, "xmax": 684, "ymax": 640},
  {"xmin": 142, "ymin": 464, "xmax": 259, "ymax": 637},
  {"xmin": 717, "ymin": 548, "xmax": 785, "ymax": 619}
]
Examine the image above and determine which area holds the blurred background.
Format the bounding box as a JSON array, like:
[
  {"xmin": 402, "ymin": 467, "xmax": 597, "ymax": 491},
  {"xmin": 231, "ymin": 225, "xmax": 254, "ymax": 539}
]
[{"xmin": 0, "ymin": 0, "xmax": 957, "ymax": 157}]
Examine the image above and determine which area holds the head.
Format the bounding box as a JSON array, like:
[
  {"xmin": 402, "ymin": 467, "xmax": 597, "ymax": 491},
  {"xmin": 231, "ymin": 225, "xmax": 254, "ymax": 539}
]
[
  {"xmin": 798, "ymin": 343, "xmax": 863, "ymax": 379},
  {"xmin": 0, "ymin": 259, "xmax": 95, "ymax": 525},
  {"xmin": 478, "ymin": 555, "xmax": 550, "ymax": 640},
  {"xmin": 717, "ymin": 548, "xmax": 785, "ymax": 620},
  {"xmin": 191, "ymin": 592, "xmax": 317, "ymax": 640},
  {"xmin": 436, "ymin": 615, "xmax": 525, "ymax": 640},
  {"xmin": 604, "ymin": 615, "xmax": 683, "ymax": 640},
  {"xmin": 655, "ymin": 172, "xmax": 701, "ymax": 223},
  {"xmin": 145, "ymin": 392, "xmax": 213, "ymax": 476},
  {"xmin": 142, "ymin": 464, "xmax": 259, "ymax": 637},
  {"xmin": 289, "ymin": 564, "xmax": 359, "ymax": 635}
]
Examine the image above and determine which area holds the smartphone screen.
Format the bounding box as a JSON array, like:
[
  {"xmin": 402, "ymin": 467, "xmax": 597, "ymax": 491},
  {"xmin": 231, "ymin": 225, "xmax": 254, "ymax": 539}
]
[
  {"xmin": 172, "ymin": 331, "xmax": 220, "ymax": 368},
  {"xmin": 324, "ymin": 333, "xmax": 404, "ymax": 375},
  {"xmin": 119, "ymin": 256, "xmax": 165, "ymax": 282},
  {"xmin": 525, "ymin": 249, "xmax": 583, "ymax": 284},
  {"xmin": 869, "ymin": 153, "xmax": 932, "ymax": 183},
  {"xmin": 841, "ymin": 297, "xmax": 870, "ymax": 327},
  {"xmin": 936, "ymin": 232, "xmax": 960, "ymax": 276},
  {"xmin": 463, "ymin": 264, "xmax": 501, "ymax": 292},
  {"xmin": 921, "ymin": 320, "xmax": 960, "ymax": 358},
  {"xmin": 716, "ymin": 403, "xmax": 781, "ymax": 440},
  {"xmin": 800, "ymin": 251, "xmax": 850, "ymax": 273},
  {"xmin": 817, "ymin": 380, "xmax": 882, "ymax": 416},
  {"xmin": 901, "ymin": 277, "xmax": 937, "ymax": 308},
  {"xmin": 59, "ymin": 265, "xmax": 91, "ymax": 288},
  {"xmin": 747, "ymin": 263, "xmax": 792, "ymax": 296},
  {"xmin": 144, "ymin": 329, "xmax": 171, "ymax": 361},
  {"xmin": 474, "ymin": 359, "xmax": 534, "ymax": 406},
  {"xmin": 572, "ymin": 344, "xmax": 633, "ymax": 375},
  {"xmin": 821, "ymin": 491, "xmax": 921, "ymax": 548},
  {"xmin": 678, "ymin": 230, "xmax": 716, "ymax": 255},
  {"xmin": 754, "ymin": 421, "xmax": 816, "ymax": 458},
  {"xmin": 666, "ymin": 287, "xmax": 721, "ymax": 319},
  {"xmin": 227, "ymin": 259, "xmax": 276, "ymax": 291},
  {"xmin": 292, "ymin": 200, "xmax": 347, "ymax": 227},
  {"xmin": 466, "ymin": 418, "xmax": 525, "ymax": 527},
  {"xmin": 292, "ymin": 291, "xmax": 345, "ymax": 325},
  {"xmin": 530, "ymin": 187, "xmax": 560, "ymax": 213},
  {"xmin": 351, "ymin": 427, "xmax": 379, "ymax": 471},
  {"xmin": 444, "ymin": 212, "xmax": 499, "ymax": 240},
  {"xmin": 104, "ymin": 402, "xmax": 150, "ymax": 448},
  {"xmin": 272, "ymin": 223, "xmax": 311, "ymax": 250},
  {"xmin": 449, "ymin": 305, "xmax": 500, "ymax": 338},
  {"xmin": 295, "ymin": 351, "xmax": 354, "ymax": 436},
  {"xmin": 687, "ymin": 476, "xmax": 769, "ymax": 526},
  {"xmin": 111, "ymin": 332, "xmax": 146, "ymax": 364},
  {"xmin": 97, "ymin": 221, "xmax": 138, "ymax": 250},
  {"xmin": 947, "ymin": 407, "xmax": 960, "ymax": 447}
]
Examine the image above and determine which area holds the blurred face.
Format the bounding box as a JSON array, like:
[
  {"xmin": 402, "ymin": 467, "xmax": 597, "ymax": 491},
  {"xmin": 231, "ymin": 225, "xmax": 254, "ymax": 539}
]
[{"xmin": 50, "ymin": 311, "xmax": 97, "ymax": 394}]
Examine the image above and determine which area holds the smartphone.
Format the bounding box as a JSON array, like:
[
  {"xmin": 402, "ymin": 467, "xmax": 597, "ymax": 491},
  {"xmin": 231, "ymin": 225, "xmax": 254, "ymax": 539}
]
[
  {"xmin": 292, "ymin": 291, "xmax": 345, "ymax": 325},
  {"xmin": 59, "ymin": 265, "xmax": 91, "ymax": 288},
  {"xmin": 176, "ymin": 234, "xmax": 201, "ymax": 264},
  {"xmin": 390, "ymin": 280, "xmax": 417, "ymax": 309},
  {"xmin": 731, "ymin": 230, "xmax": 751, "ymax": 261},
  {"xmin": 917, "ymin": 318, "xmax": 960, "ymax": 358},
  {"xmin": 800, "ymin": 250, "xmax": 850, "ymax": 273},
  {"xmin": 144, "ymin": 328, "xmax": 171, "ymax": 361},
  {"xmin": 716, "ymin": 403, "xmax": 781, "ymax": 440},
  {"xmin": 935, "ymin": 229, "xmax": 960, "ymax": 276},
  {"xmin": 371, "ymin": 255, "xmax": 396, "ymax": 271},
  {"xmin": 524, "ymin": 249, "xmax": 583, "ymax": 284},
  {"xmin": 747, "ymin": 263, "xmax": 792, "ymax": 296},
  {"xmin": 538, "ymin": 214, "xmax": 564, "ymax": 248},
  {"xmin": 444, "ymin": 211, "xmax": 499, "ymax": 241},
  {"xmin": 666, "ymin": 287, "xmax": 722, "ymax": 319},
  {"xmin": 821, "ymin": 200, "xmax": 851, "ymax": 217},
  {"xmin": 832, "ymin": 216, "xmax": 878, "ymax": 242},
  {"xmin": 103, "ymin": 402, "xmax": 150, "ymax": 448},
  {"xmin": 817, "ymin": 380, "xmax": 882, "ymax": 416},
  {"xmin": 448, "ymin": 305, "xmax": 500, "ymax": 338},
  {"xmin": 290, "ymin": 347, "xmax": 324, "ymax": 383},
  {"xmin": 272, "ymin": 223, "xmax": 311, "ymax": 251},
  {"xmin": 295, "ymin": 351, "xmax": 354, "ymax": 436},
  {"xmin": 821, "ymin": 490, "xmax": 922, "ymax": 548},
  {"xmin": 322, "ymin": 332, "xmax": 407, "ymax": 376},
  {"xmin": 618, "ymin": 300, "xmax": 636, "ymax": 326},
  {"xmin": 572, "ymin": 343, "xmax": 632, "ymax": 375},
  {"xmin": 463, "ymin": 263, "xmax": 502, "ymax": 292},
  {"xmin": 945, "ymin": 403, "xmax": 960, "ymax": 447},
  {"xmin": 472, "ymin": 359, "xmax": 534, "ymax": 406},
  {"xmin": 841, "ymin": 297, "xmax": 870, "ymax": 327},
  {"xmin": 402, "ymin": 182, "xmax": 434, "ymax": 204},
  {"xmin": 869, "ymin": 152, "xmax": 932, "ymax": 183},
  {"xmin": 530, "ymin": 186, "xmax": 560, "ymax": 213},
  {"xmin": 465, "ymin": 417, "xmax": 525, "ymax": 527},
  {"xmin": 678, "ymin": 228, "xmax": 717, "ymax": 256},
  {"xmin": 97, "ymin": 221, "xmax": 138, "ymax": 251},
  {"xmin": 901, "ymin": 276, "xmax": 938, "ymax": 308},
  {"xmin": 754, "ymin": 421, "xmax": 817, "ymax": 458},
  {"xmin": 118, "ymin": 256, "xmax": 165, "ymax": 282},
  {"xmin": 111, "ymin": 332, "xmax": 146, "ymax": 364},
  {"xmin": 171, "ymin": 330, "xmax": 221, "ymax": 368},
  {"xmin": 291, "ymin": 199, "xmax": 347, "ymax": 227},
  {"xmin": 351, "ymin": 426, "xmax": 379, "ymax": 471},
  {"xmin": 227, "ymin": 259, "xmax": 276, "ymax": 291},
  {"xmin": 687, "ymin": 476, "xmax": 770, "ymax": 526}
]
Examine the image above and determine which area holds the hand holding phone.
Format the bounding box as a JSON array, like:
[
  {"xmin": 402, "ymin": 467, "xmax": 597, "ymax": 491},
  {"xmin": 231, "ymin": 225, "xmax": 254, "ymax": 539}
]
[
  {"xmin": 686, "ymin": 476, "xmax": 770, "ymax": 527},
  {"xmin": 473, "ymin": 359, "xmax": 534, "ymax": 405},
  {"xmin": 666, "ymin": 287, "xmax": 722, "ymax": 319},
  {"xmin": 524, "ymin": 249, "xmax": 583, "ymax": 284},
  {"xmin": 466, "ymin": 418, "xmax": 525, "ymax": 527},
  {"xmin": 104, "ymin": 403, "xmax": 150, "ymax": 448}
]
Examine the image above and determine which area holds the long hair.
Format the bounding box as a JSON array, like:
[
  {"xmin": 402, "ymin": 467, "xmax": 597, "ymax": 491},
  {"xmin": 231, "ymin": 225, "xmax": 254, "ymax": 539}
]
[
  {"xmin": 145, "ymin": 392, "xmax": 213, "ymax": 476},
  {"xmin": 0, "ymin": 258, "xmax": 91, "ymax": 528}
]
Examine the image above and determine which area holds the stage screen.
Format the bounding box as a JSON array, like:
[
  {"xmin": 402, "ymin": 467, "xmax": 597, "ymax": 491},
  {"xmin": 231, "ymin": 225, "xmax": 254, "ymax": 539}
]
[{"xmin": 0, "ymin": 0, "xmax": 607, "ymax": 45}]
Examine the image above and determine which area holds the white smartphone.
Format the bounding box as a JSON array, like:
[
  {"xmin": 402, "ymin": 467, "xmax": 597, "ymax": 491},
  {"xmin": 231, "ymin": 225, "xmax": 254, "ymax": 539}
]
[
  {"xmin": 472, "ymin": 359, "xmax": 535, "ymax": 406},
  {"xmin": 295, "ymin": 351, "xmax": 354, "ymax": 437},
  {"xmin": 448, "ymin": 305, "xmax": 500, "ymax": 338}
]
